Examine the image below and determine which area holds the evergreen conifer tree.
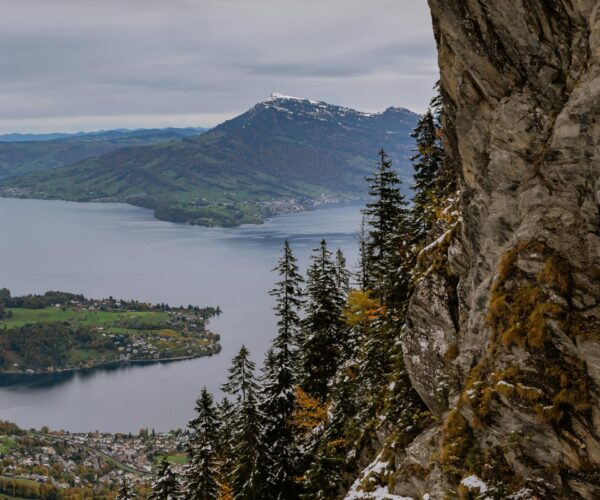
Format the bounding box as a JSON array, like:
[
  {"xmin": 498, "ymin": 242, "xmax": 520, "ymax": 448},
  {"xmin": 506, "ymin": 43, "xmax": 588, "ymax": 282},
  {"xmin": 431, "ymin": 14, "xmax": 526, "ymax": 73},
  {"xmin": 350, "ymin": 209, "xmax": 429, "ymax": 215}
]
[
  {"xmin": 333, "ymin": 248, "xmax": 353, "ymax": 362},
  {"xmin": 410, "ymin": 83, "xmax": 457, "ymax": 251},
  {"xmin": 222, "ymin": 347, "xmax": 265, "ymax": 499},
  {"xmin": 410, "ymin": 100, "xmax": 444, "ymax": 246},
  {"xmin": 299, "ymin": 239, "xmax": 345, "ymax": 401},
  {"xmin": 362, "ymin": 149, "xmax": 413, "ymax": 329},
  {"xmin": 260, "ymin": 347, "xmax": 298, "ymax": 499},
  {"xmin": 222, "ymin": 345, "xmax": 258, "ymax": 404},
  {"xmin": 217, "ymin": 397, "xmax": 236, "ymax": 488},
  {"xmin": 258, "ymin": 241, "xmax": 305, "ymax": 499},
  {"xmin": 116, "ymin": 480, "xmax": 136, "ymax": 500},
  {"xmin": 269, "ymin": 240, "xmax": 304, "ymax": 373},
  {"xmin": 357, "ymin": 216, "xmax": 370, "ymax": 290},
  {"xmin": 302, "ymin": 368, "xmax": 358, "ymax": 499},
  {"xmin": 362, "ymin": 149, "xmax": 409, "ymax": 300},
  {"xmin": 334, "ymin": 248, "xmax": 351, "ymax": 299},
  {"xmin": 183, "ymin": 388, "xmax": 220, "ymax": 500},
  {"xmin": 150, "ymin": 459, "xmax": 179, "ymax": 500}
]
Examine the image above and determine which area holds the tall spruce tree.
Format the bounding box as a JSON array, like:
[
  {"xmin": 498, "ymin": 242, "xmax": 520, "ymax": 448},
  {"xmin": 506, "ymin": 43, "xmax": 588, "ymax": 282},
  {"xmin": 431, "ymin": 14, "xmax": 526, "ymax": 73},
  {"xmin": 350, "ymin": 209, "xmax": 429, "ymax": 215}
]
[
  {"xmin": 217, "ymin": 396, "xmax": 236, "ymax": 490},
  {"xmin": 354, "ymin": 150, "xmax": 416, "ymax": 422},
  {"xmin": 232, "ymin": 387, "xmax": 263, "ymax": 499},
  {"xmin": 150, "ymin": 459, "xmax": 180, "ymax": 500},
  {"xmin": 380, "ymin": 210, "xmax": 413, "ymax": 323},
  {"xmin": 334, "ymin": 248, "xmax": 351, "ymax": 299},
  {"xmin": 362, "ymin": 149, "xmax": 409, "ymax": 301},
  {"xmin": 299, "ymin": 239, "xmax": 345, "ymax": 401},
  {"xmin": 259, "ymin": 349, "xmax": 298, "ymax": 500},
  {"xmin": 184, "ymin": 388, "xmax": 220, "ymax": 499},
  {"xmin": 259, "ymin": 241, "xmax": 304, "ymax": 499},
  {"xmin": 410, "ymin": 83, "xmax": 457, "ymax": 252},
  {"xmin": 222, "ymin": 345, "xmax": 258, "ymax": 404},
  {"xmin": 223, "ymin": 347, "xmax": 264, "ymax": 499},
  {"xmin": 302, "ymin": 367, "xmax": 359, "ymax": 499},
  {"xmin": 410, "ymin": 100, "xmax": 444, "ymax": 246},
  {"xmin": 357, "ymin": 216, "xmax": 370, "ymax": 290},
  {"xmin": 269, "ymin": 240, "xmax": 304, "ymax": 373},
  {"xmin": 334, "ymin": 248, "xmax": 353, "ymax": 363}
]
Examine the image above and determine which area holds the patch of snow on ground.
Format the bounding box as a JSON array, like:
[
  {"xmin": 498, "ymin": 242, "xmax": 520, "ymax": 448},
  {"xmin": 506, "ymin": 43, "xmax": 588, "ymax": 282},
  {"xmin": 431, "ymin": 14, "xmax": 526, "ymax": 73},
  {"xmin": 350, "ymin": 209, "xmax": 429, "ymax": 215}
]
[
  {"xmin": 344, "ymin": 453, "xmax": 415, "ymax": 499},
  {"xmin": 461, "ymin": 474, "xmax": 489, "ymax": 492},
  {"xmin": 345, "ymin": 485, "xmax": 413, "ymax": 500},
  {"xmin": 508, "ymin": 487, "xmax": 534, "ymax": 499},
  {"xmin": 496, "ymin": 381, "xmax": 515, "ymax": 389}
]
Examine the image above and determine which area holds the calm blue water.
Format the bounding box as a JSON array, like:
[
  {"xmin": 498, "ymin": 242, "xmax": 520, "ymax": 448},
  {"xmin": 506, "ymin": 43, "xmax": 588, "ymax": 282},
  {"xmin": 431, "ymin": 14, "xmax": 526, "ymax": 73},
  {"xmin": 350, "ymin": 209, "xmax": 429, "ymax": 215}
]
[{"xmin": 0, "ymin": 198, "xmax": 361, "ymax": 432}]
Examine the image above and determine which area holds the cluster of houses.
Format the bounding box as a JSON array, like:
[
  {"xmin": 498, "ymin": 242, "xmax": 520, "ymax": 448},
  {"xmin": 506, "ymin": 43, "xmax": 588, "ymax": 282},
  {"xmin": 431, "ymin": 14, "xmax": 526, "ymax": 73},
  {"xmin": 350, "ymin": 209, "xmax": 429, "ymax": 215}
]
[{"xmin": 0, "ymin": 430, "xmax": 188, "ymax": 490}]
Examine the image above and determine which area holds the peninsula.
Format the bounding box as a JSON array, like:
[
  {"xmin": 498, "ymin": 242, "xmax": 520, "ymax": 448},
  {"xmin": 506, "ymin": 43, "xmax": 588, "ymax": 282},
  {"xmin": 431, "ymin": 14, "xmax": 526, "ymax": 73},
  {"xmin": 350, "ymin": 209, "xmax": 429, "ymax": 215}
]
[{"xmin": 0, "ymin": 289, "xmax": 221, "ymax": 374}]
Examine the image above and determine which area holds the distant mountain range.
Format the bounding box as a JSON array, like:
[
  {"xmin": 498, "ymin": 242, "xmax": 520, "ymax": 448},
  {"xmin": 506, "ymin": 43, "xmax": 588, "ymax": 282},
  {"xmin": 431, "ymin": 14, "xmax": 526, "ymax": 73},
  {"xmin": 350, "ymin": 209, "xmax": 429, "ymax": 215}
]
[
  {"xmin": 0, "ymin": 94, "xmax": 419, "ymax": 226},
  {"xmin": 0, "ymin": 128, "xmax": 208, "ymax": 180},
  {"xmin": 0, "ymin": 128, "xmax": 207, "ymax": 143}
]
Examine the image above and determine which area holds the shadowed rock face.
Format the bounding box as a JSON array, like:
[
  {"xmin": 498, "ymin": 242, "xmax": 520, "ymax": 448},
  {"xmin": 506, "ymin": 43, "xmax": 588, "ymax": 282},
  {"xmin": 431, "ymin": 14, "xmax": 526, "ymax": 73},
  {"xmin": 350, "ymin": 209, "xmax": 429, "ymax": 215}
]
[{"xmin": 395, "ymin": 1, "xmax": 600, "ymax": 497}]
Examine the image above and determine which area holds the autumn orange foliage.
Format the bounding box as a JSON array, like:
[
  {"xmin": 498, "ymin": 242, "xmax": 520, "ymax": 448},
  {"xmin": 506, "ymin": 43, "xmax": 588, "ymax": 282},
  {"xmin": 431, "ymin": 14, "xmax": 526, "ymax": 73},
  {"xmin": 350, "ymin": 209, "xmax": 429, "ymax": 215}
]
[{"xmin": 292, "ymin": 386, "xmax": 327, "ymax": 434}]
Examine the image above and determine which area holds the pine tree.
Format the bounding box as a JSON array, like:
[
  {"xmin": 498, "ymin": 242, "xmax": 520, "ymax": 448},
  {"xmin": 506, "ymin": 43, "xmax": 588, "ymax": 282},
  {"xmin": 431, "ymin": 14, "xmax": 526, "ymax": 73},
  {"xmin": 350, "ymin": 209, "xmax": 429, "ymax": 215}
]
[
  {"xmin": 116, "ymin": 480, "xmax": 136, "ymax": 500},
  {"xmin": 334, "ymin": 248, "xmax": 351, "ymax": 299},
  {"xmin": 150, "ymin": 459, "xmax": 179, "ymax": 500},
  {"xmin": 410, "ymin": 102, "xmax": 444, "ymax": 246},
  {"xmin": 183, "ymin": 388, "xmax": 220, "ymax": 500},
  {"xmin": 259, "ymin": 241, "xmax": 304, "ymax": 499},
  {"xmin": 222, "ymin": 345, "xmax": 258, "ymax": 404},
  {"xmin": 299, "ymin": 239, "xmax": 345, "ymax": 401},
  {"xmin": 380, "ymin": 210, "xmax": 413, "ymax": 323},
  {"xmin": 359, "ymin": 150, "xmax": 413, "ymax": 391},
  {"xmin": 357, "ymin": 216, "xmax": 370, "ymax": 290},
  {"xmin": 269, "ymin": 240, "xmax": 304, "ymax": 373},
  {"xmin": 410, "ymin": 83, "xmax": 457, "ymax": 252},
  {"xmin": 217, "ymin": 397, "xmax": 235, "ymax": 486},
  {"xmin": 429, "ymin": 83, "xmax": 456, "ymax": 202},
  {"xmin": 260, "ymin": 348, "xmax": 298, "ymax": 499},
  {"xmin": 301, "ymin": 445, "xmax": 345, "ymax": 500},
  {"xmin": 362, "ymin": 149, "xmax": 409, "ymax": 300},
  {"xmin": 223, "ymin": 347, "xmax": 265, "ymax": 499},
  {"xmin": 302, "ymin": 368, "xmax": 358, "ymax": 499},
  {"xmin": 334, "ymin": 248, "xmax": 353, "ymax": 363}
]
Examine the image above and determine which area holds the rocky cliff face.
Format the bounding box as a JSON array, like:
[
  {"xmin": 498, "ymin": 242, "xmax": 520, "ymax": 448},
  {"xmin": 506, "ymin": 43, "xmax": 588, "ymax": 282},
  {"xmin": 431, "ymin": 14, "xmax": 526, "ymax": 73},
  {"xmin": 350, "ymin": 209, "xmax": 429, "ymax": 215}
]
[{"xmin": 359, "ymin": 2, "xmax": 600, "ymax": 498}]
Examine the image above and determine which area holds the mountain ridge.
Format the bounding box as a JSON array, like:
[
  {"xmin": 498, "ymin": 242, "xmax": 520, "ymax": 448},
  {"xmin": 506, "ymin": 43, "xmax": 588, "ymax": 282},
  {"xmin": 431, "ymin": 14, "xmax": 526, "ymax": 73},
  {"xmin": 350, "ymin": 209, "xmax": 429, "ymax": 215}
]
[
  {"xmin": 0, "ymin": 96, "xmax": 419, "ymax": 227},
  {"xmin": 0, "ymin": 127, "xmax": 209, "ymax": 180},
  {"xmin": 0, "ymin": 127, "xmax": 207, "ymax": 143}
]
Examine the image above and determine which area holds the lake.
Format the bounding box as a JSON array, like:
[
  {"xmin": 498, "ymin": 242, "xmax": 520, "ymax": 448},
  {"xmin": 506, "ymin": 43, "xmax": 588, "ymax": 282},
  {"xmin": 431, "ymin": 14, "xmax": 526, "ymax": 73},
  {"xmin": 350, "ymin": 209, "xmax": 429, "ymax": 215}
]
[{"xmin": 0, "ymin": 198, "xmax": 361, "ymax": 432}]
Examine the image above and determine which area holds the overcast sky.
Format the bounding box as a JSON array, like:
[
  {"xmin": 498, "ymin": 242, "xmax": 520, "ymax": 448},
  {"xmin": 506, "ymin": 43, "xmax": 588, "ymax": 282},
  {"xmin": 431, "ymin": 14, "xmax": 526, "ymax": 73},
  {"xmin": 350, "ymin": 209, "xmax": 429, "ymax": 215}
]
[{"xmin": 0, "ymin": 0, "xmax": 438, "ymax": 134}]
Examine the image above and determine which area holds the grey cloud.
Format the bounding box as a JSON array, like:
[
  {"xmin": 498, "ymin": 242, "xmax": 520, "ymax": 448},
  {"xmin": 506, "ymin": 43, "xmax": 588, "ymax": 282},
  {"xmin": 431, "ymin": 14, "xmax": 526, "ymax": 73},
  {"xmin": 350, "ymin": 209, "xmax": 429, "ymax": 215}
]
[{"xmin": 0, "ymin": 0, "xmax": 438, "ymax": 133}]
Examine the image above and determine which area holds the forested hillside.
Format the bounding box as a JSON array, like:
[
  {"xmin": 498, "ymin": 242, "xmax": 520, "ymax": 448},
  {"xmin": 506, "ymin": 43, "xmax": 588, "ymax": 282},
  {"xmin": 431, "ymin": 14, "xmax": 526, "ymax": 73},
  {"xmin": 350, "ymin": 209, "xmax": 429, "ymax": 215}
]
[{"xmin": 0, "ymin": 128, "xmax": 206, "ymax": 180}]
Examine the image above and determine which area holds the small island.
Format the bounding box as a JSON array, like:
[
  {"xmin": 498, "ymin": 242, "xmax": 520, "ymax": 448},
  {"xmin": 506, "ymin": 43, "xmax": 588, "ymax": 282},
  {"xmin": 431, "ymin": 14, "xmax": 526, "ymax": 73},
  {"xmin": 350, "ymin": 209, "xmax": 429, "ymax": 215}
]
[{"xmin": 0, "ymin": 288, "xmax": 221, "ymax": 374}]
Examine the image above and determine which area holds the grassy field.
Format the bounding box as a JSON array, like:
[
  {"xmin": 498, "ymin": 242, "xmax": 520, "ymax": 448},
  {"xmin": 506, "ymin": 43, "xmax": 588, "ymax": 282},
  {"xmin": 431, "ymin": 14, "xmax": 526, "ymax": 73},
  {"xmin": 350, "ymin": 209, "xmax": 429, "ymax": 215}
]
[
  {"xmin": 0, "ymin": 305, "xmax": 218, "ymax": 372},
  {"xmin": 155, "ymin": 453, "xmax": 189, "ymax": 465},
  {"xmin": 0, "ymin": 437, "xmax": 16, "ymax": 454},
  {"xmin": 3, "ymin": 307, "xmax": 170, "ymax": 333}
]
